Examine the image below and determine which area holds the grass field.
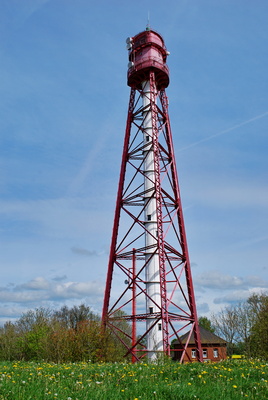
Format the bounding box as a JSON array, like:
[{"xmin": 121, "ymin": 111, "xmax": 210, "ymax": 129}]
[{"xmin": 0, "ymin": 359, "xmax": 267, "ymax": 399}]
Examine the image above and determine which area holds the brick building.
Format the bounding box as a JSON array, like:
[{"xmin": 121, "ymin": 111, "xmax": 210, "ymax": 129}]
[{"xmin": 172, "ymin": 326, "xmax": 227, "ymax": 362}]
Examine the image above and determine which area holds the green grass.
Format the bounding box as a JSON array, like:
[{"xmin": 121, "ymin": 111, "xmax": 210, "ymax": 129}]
[{"xmin": 0, "ymin": 359, "xmax": 267, "ymax": 399}]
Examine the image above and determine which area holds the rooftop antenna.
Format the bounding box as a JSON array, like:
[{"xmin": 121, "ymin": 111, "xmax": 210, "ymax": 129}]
[{"xmin": 146, "ymin": 11, "xmax": 150, "ymax": 30}]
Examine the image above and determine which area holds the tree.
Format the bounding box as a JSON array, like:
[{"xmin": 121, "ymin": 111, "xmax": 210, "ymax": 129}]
[
  {"xmin": 50, "ymin": 304, "xmax": 102, "ymax": 362},
  {"xmin": 53, "ymin": 304, "xmax": 99, "ymax": 330},
  {"xmin": 16, "ymin": 308, "xmax": 51, "ymax": 334},
  {"xmin": 211, "ymin": 293, "xmax": 268, "ymax": 358},
  {"xmin": 248, "ymin": 294, "xmax": 268, "ymax": 359},
  {"xmin": 101, "ymin": 310, "xmax": 132, "ymax": 362},
  {"xmin": 233, "ymin": 298, "xmax": 259, "ymax": 357},
  {"xmin": 15, "ymin": 308, "xmax": 52, "ymax": 361},
  {"xmin": 0, "ymin": 322, "xmax": 21, "ymax": 361},
  {"xmin": 0, "ymin": 304, "xmax": 133, "ymax": 362},
  {"xmin": 198, "ymin": 316, "xmax": 215, "ymax": 333},
  {"xmin": 211, "ymin": 305, "xmax": 240, "ymax": 355}
]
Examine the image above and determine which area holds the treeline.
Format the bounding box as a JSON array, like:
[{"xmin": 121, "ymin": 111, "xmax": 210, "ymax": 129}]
[
  {"xmin": 1, "ymin": 293, "xmax": 267, "ymax": 363},
  {"xmin": 211, "ymin": 293, "xmax": 268, "ymax": 358},
  {"xmin": 0, "ymin": 304, "xmax": 129, "ymax": 363}
]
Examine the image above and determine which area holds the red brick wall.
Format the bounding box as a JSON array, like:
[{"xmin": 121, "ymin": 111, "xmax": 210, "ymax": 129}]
[{"xmin": 173, "ymin": 344, "xmax": 227, "ymax": 362}]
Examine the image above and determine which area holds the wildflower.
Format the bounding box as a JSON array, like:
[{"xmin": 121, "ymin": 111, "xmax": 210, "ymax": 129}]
[{"xmin": 233, "ymin": 385, "xmax": 237, "ymax": 388}]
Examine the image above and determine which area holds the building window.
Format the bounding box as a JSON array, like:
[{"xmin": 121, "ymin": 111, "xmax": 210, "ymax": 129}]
[
  {"xmin": 146, "ymin": 135, "xmax": 150, "ymax": 142},
  {"xmin": 158, "ymin": 323, "xmax": 162, "ymax": 331},
  {"xmin": 147, "ymin": 214, "xmax": 151, "ymax": 221},
  {"xmin": 149, "ymin": 307, "xmax": 153, "ymax": 314},
  {"xmin": 202, "ymin": 349, "xmax": 207, "ymax": 358},
  {"xmin": 213, "ymin": 348, "xmax": 219, "ymax": 358},
  {"xmin": 191, "ymin": 349, "xmax": 196, "ymax": 358}
]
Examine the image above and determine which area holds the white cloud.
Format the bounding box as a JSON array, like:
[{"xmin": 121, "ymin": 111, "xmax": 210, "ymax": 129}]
[
  {"xmin": 0, "ymin": 277, "xmax": 103, "ymax": 306},
  {"xmin": 52, "ymin": 275, "xmax": 67, "ymax": 282},
  {"xmin": 0, "ymin": 305, "xmax": 28, "ymax": 318},
  {"xmin": 195, "ymin": 270, "xmax": 243, "ymax": 290},
  {"xmin": 193, "ymin": 269, "xmax": 268, "ymax": 314},
  {"xmin": 196, "ymin": 302, "xmax": 210, "ymax": 314},
  {"xmin": 52, "ymin": 281, "xmax": 103, "ymax": 299},
  {"xmin": 17, "ymin": 277, "xmax": 50, "ymax": 291},
  {"xmin": 214, "ymin": 287, "xmax": 268, "ymax": 305},
  {"xmin": 71, "ymin": 247, "xmax": 99, "ymax": 257},
  {"xmin": 0, "ymin": 290, "xmax": 44, "ymax": 303},
  {"xmin": 195, "ymin": 270, "xmax": 268, "ymax": 291}
]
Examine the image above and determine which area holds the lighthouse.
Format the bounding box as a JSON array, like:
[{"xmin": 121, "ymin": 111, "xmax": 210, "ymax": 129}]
[{"xmin": 102, "ymin": 28, "xmax": 202, "ymax": 363}]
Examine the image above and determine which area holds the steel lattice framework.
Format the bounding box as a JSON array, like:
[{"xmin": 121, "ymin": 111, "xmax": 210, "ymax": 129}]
[{"xmin": 102, "ymin": 29, "xmax": 202, "ymax": 363}]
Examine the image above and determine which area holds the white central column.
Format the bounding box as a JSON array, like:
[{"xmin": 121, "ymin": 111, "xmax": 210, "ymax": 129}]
[{"xmin": 142, "ymin": 80, "xmax": 163, "ymax": 361}]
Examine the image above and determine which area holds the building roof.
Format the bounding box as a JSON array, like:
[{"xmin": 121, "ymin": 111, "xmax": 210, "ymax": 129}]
[{"xmin": 176, "ymin": 326, "xmax": 226, "ymax": 345}]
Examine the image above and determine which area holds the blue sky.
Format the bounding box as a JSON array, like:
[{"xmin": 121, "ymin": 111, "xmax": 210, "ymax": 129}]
[{"xmin": 0, "ymin": 0, "xmax": 267, "ymax": 325}]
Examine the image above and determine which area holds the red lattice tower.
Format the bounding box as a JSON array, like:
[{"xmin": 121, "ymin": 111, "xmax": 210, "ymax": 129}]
[{"xmin": 102, "ymin": 28, "xmax": 203, "ymax": 363}]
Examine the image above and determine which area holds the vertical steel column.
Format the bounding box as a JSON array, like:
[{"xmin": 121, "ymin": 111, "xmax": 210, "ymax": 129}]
[
  {"xmin": 102, "ymin": 88, "xmax": 136, "ymax": 324},
  {"xmin": 132, "ymin": 248, "xmax": 137, "ymax": 363}
]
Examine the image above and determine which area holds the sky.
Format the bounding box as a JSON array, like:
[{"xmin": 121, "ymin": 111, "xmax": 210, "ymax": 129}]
[{"xmin": 0, "ymin": 0, "xmax": 267, "ymax": 326}]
